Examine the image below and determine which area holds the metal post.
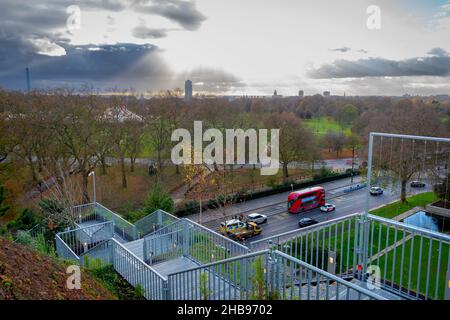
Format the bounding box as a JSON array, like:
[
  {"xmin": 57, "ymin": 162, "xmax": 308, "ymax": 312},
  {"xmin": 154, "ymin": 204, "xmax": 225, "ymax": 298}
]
[
  {"xmin": 445, "ymin": 271, "xmax": 450, "ymax": 300},
  {"xmin": 365, "ymin": 133, "xmax": 374, "ymax": 218},
  {"xmin": 199, "ymin": 198, "xmax": 202, "ymax": 225},
  {"xmin": 360, "ymin": 133, "xmax": 374, "ymax": 276},
  {"xmin": 89, "ymin": 171, "xmax": 96, "ymax": 204},
  {"xmin": 328, "ymin": 251, "xmax": 336, "ymax": 275}
]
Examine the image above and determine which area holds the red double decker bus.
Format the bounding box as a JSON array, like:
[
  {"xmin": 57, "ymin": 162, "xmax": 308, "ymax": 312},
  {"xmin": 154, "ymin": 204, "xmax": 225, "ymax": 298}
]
[{"xmin": 287, "ymin": 186, "xmax": 325, "ymax": 213}]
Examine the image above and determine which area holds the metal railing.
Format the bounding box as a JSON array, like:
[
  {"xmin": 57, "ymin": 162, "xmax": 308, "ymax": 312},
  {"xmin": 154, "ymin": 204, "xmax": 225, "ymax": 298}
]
[
  {"xmin": 143, "ymin": 220, "xmax": 185, "ymax": 264},
  {"xmin": 56, "ymin": 221, "xmax": 114, "ymax": 256},
  {"xmin": 72, "ymin": 202, "xmax": 137, "ymax": 241},
  {"xmin": 250, "ymin": 213, "xmax": 361, "ymax": 277},
  {"xmin": 166, "ymin": 250, "xmax": 385, "ymax": 300},
  {"xmin": 134, "ymin": 209, "xmax": 180, "ymax": 238},
  {"xmin": 111, "ymin": 239, "xmax": 168, "ymax": 300},
  {"xmin": 142, "ymin": 218, "xmax": 249, "ymax": 265},
  {"xmin": 55, "ymin": 233, "xmax": 80, "ymax": 263},
  {"xmin": 365, "ymin": 214, "xmax": 450, "ymax": 300}
]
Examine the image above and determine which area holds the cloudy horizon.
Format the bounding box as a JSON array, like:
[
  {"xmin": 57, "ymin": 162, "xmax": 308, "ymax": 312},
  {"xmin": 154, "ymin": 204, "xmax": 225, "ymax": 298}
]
[{"xmin": 1, "ymin": 0, "xmax": 450, "ymax": 96}]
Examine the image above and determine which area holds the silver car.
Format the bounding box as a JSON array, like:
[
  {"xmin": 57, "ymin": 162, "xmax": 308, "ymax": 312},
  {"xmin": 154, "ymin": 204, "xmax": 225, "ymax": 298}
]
[{"xmin": 247, "ymin": 213, "xmax": 268, "ymax": 224}]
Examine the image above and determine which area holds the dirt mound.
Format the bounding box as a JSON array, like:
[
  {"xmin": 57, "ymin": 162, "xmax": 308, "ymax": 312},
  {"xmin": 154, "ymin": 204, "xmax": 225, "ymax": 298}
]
[{"xmin": 0, "ymin": 237, "xmax": 115, "ymax": 300}]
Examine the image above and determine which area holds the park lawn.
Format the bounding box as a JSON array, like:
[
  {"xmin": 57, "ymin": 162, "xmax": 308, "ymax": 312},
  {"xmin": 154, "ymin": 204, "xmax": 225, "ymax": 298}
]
[
  {"xmin": 89, "ymin": 164, "xmax": 182, "ymax": 216},
  {"xmin": 370, "ymin": 192, "xmax": 439, "ymax": 219},
  {"xmin": 304, "ymin": 117, "xmax": 352, "ymax": 136},
  {"xmin": 282, "ymin": 192, "xmax": 448, "ymax": 299}
]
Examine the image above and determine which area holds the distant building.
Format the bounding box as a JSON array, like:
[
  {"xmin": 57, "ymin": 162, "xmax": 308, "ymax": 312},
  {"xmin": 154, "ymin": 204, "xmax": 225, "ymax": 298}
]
[
  {"xmin": 25, "ymin": 67, "xmax": 31, "ymax": 92},
  {"xmin": 323, "ymin": 91, "xmax": 331, "ymax": 97},
  {"xmin": 272, "ymin": 90, "xmax": 283, "ymax": 98},
  {"xmin": 298, "ymin": 90, "xmax": 304, "ymax": 97},
  {"xmin": 185, "ymin": 80, "xmax": 193, "ymax": 100},
  {"xmin": 102, "ymin": 106, "xmax": 143, "ymax": 123}
]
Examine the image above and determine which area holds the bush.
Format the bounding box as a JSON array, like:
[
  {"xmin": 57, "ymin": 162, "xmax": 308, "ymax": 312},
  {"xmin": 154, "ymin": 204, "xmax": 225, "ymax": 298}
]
[
  {"xmin": 6, "ymin": 208, "xmax": 40, "ymax": 232},
  {"xmin": 143, "ymin": 182, "xmax": 175, "ymax": 216},
  {"xmin": 185, "ymin": 200, "xmax": 199, "ymax": 212},
  {"xmin": 89, "ymin": 265, "xmax": 138, "ymax": 300},
  {"xmin": 15, "ymin": 230, "xmax": 33, "ymax": 246}
]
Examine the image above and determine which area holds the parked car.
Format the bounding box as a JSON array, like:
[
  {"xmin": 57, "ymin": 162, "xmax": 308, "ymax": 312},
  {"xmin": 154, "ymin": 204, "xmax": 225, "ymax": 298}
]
[
  {"xmin": 320, "ymin": 203, "xmax": 336, "ymax": 212},
  {"xmin": 369, "ymin": 187, "xmax": 383, "ymax": 196},
  {"xmin": 298, "ymin": 218, "xmax": 318, "ymax": 228},
  {"xmin": 410, "ymin": 181, "xmax": 426, "ymax": 188},
  {"xmin": 247, "ymin": 213, "xmax": 268, "ymax": 224}
]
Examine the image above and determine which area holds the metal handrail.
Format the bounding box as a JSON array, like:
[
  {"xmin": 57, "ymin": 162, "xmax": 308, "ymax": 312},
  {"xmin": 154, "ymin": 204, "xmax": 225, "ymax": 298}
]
[
  {"xmin": 274, "ymin": 250, "xmax": 387, "ymax": 300},
  {"xmin": 167, "ymin": 249, "xmax": 269, "ymax": 276},
  {"xmin": 370, "ymin": 132, "xmax": 450, "ymax": 143},
  {"xmin": 55, "ymin": 233, "xmax": 79, "ymax": 259},
  {"xmin": 95, "ymin": 202, "xmax": 135, "ymax": 229},
  {"xmin": 184, "ymin": 218, "xmax": 249, "ymax": 251},
  {"xmin": 142, "ymin": 219, "xmax": 183, "ymax": 240},
  {"xmin": 134, "ymin": 209, "xmax": 179, "ymax": 226},
  {"xmin": 368, "ymin": 214, "xmax": 450, "ymax": 242},
  {"xmin": 111, "ymin": 238, "xmax": 167, "ymax": 281},
  {"xmin": 56, "ymin": 220, "xmax": 113, "ymax": 237}
]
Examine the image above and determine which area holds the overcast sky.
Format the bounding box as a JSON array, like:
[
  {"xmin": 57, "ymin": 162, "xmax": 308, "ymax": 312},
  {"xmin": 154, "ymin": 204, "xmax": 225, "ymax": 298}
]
[{"xmin": 1, "ymin": 0, "xmax": 450, "ymax": 96}]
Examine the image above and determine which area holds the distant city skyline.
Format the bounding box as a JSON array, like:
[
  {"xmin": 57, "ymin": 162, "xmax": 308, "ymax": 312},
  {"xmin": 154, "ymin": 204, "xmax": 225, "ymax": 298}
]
[{"xmin": 1, "ymin": 1, "xmax": 450, "ymax": 96}]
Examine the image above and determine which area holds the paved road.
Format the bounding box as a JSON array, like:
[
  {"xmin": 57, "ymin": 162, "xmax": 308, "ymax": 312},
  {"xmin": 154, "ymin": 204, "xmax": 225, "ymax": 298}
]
[
  {"xmin": 203, "ymin": 181, "xmax": 432, "ymax": 242},
  {"xmin": 190, "ymin": 176, "xmax": 365, "ymax": 224}
]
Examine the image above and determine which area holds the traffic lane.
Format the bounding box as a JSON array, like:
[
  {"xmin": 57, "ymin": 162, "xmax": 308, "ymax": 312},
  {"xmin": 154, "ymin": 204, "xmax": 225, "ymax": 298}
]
[
  {"xmin": 194, "ymin": 176, "xmax": 364, "ymax": 225},
  {"xmin": 245, "ymin": 184, "xmax": 432, "ymax": 241}
]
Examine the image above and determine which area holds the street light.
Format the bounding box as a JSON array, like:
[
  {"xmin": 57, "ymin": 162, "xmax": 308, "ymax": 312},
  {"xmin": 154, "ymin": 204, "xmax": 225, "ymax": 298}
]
[{"xmin": 88, "ymin": 171, "xmax": 96, "ymax": 204}]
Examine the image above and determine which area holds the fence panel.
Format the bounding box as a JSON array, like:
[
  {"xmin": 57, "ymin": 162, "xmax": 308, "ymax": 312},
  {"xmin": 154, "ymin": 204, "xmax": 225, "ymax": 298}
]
[
  {"xmin": 366, "ymin": 214, "xmax": 450, "ymax": 300},
  {"xmin": 250, "ymin": 213, "xmax": 361, "ymax": 277},
  {"xmin": 112, "ymin": 239, "xmax": 167, "ymax": 300}
]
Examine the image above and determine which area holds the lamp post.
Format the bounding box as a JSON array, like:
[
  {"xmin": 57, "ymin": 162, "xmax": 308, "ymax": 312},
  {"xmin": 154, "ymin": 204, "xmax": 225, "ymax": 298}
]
[{"xmin": 88, "ymin": 171, "xmax": 96, "ymax": 204}]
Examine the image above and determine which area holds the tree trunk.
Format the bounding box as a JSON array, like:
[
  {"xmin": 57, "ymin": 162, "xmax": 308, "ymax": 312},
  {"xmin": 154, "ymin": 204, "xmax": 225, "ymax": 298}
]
[
  {"xmin": 157, "ymin": 149, "xmax": 162, "ymax": 170},
  {"xmin": 401, "ymin": 179, "xmax": 407, "ymax": 203},
  {"xmin": 283, "ymin": 163, "xmax": 289, "ymax": 182},
  {"xmin": 120, "ymin": 156, "xmax": 127, "ymax": 188},
  {"xmin": 100, "ymin": 155, "xmax": 107, "ymax": 175},
  {"xmin": 130, "ymin": 157, "xmax": 135, "ymax": 172}
]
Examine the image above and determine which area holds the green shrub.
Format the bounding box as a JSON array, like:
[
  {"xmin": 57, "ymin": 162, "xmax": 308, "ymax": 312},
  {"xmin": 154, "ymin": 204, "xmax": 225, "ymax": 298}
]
[
  {"xmin": 200, "ymin": 272, "xmax": 210, "ymax": 300},
  {"xmin": 15, "ymin": 230, "xmax": 33, "ymax": 246},
  {"xmin": 134, "ymin": 284, "xmax": 145, "ymax": 300},
  {"xmin": 143, "ymin": 182, "xmax": 174, "ymax": 216}
]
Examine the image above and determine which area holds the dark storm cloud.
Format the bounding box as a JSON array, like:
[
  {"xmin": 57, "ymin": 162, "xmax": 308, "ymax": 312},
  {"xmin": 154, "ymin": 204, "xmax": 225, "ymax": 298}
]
[
  {"xmin": 132, "ymin": 25, "xmax": 169, "ymax": 39},
  {"xmin": 427, "ymin": 47, "xmax": 449, "ymax": 57},
  {"xmin": 329, "ymin": 47, "xmax": 351, "ymax": 53},
  {"xmin": 0, "ymin": 0, "xmax": 208, "ymax": 90},
  {"xmin": 132, "ymin": 0, "xmax": 207, "ymax": 31},
  {"xmin": 0, "ymin": 41, "xmax": 173, "ymax": 90},
  {"xmin": 309, "ymin": 53, "xmax": 450, "ymax": 79}
]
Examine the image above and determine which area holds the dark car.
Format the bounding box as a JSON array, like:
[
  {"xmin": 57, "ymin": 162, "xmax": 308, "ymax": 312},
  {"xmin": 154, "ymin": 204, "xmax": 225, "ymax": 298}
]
[
  {"xmin": 410, "ymin": 181, "xmax": 426, "ymax": 188},
  {"xmin": 369, "ymin": 187, "xmax": 383, "ymax": 196},
  {"xmin": 298, "ymin": 218, "xmax": 318, "ymax": 228}
]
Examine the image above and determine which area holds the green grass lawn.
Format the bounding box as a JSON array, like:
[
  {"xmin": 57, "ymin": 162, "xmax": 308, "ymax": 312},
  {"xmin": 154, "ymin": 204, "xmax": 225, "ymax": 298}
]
[
  {"xmin": 304, "ymin": 117, "xmax": 352, "ymax": 136},
  {"xmin": 370, "ymin": 192, "xmax": 439, "ymax": 219},
  {"xmin": 281, "ymin": 192, "xmax": 448, "ymax": 299}
]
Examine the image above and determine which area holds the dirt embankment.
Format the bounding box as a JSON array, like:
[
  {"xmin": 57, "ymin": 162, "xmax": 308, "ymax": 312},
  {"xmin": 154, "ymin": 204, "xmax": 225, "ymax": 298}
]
[{"xmin": 0, "ymin": 237, "xmax": 115, "ymax": 300}]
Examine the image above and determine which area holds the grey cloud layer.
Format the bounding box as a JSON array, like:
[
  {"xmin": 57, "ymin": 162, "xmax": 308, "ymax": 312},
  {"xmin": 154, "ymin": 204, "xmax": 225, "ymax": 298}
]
[
  {"xmin": 0, "ymin": 0, "xmax": 211, "ymax": 90},
  {"xmin": 131, "ymin": 0, "xmax": 207, "ymax": 30},
  {"xmin": 309, "ymin": 49, "xmax": 450, "ymax": 78}
]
